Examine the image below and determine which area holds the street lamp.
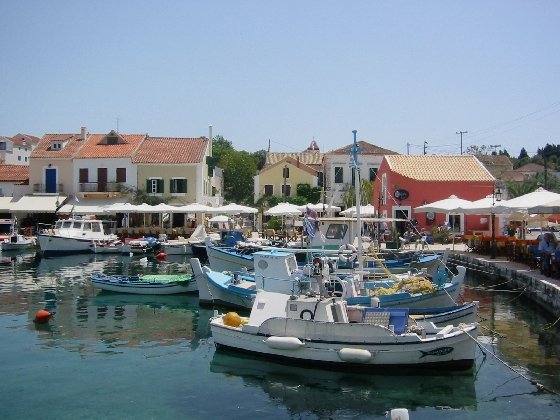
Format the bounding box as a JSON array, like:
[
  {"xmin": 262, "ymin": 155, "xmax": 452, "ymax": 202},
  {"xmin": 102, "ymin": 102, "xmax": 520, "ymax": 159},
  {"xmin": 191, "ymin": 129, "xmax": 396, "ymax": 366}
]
[{"xmin": 490, "ymin": 185, "xmax": 503, "ymax": 259}]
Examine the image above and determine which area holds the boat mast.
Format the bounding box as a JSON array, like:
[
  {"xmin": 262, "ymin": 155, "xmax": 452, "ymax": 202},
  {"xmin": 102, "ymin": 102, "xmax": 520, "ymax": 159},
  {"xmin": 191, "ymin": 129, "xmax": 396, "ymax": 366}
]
[{"xmin": 351, "ymin": 130, "xmax": 363, "ymax": 272}]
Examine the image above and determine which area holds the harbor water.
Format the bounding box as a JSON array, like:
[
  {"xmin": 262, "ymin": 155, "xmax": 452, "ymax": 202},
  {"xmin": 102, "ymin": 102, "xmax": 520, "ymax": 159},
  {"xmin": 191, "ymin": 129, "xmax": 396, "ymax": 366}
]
[{"xmin": 1, "ymin": 251, "xmax": 559, "ymax": 419}]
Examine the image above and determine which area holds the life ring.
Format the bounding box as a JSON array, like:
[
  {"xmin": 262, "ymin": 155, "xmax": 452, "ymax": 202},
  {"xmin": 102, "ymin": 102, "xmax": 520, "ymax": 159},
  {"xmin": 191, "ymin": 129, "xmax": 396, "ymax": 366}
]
[
  {"xmin": 338, "ymin": 243, "xmax": 358, "ymax": 263},
  {"xmin": 300, "ymin": 309, "xmax": 314, "ymax": 320}
]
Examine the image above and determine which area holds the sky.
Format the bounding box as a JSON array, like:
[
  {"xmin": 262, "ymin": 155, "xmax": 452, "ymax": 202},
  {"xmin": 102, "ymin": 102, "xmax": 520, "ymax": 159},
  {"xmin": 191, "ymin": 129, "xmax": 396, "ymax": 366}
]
[{"xmin": 1, "ymin": 1, "xmax": 559, "ymax": 158}]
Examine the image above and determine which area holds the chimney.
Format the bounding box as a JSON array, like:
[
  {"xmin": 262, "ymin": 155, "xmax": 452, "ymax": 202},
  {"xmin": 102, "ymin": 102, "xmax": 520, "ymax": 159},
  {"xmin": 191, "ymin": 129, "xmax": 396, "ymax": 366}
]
[{"xmin": 80, "ymin": 127, "xmax": 87, "ymax": 141}]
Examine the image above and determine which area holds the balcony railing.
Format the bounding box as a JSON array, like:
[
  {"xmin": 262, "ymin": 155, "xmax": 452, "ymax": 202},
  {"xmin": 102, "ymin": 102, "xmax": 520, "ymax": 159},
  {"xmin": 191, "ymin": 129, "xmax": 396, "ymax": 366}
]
[
  {"xmin": 33, "ymin": 183, "xmax": 64, "ymax": 193},
  {"xmin": 79, "ymin": 182, "xmax": 124, "ymax": 193}
]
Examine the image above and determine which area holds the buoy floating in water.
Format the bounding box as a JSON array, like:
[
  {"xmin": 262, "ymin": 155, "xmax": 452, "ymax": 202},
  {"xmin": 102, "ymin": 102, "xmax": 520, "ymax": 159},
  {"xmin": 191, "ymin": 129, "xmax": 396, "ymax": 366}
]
[
  {"xmin": 156, "ymin": 252, "xmax": 167, "ymax": 260},
  {"xmin": 34, "ymin": 309, "xmax": 52, "ymax": 324}
]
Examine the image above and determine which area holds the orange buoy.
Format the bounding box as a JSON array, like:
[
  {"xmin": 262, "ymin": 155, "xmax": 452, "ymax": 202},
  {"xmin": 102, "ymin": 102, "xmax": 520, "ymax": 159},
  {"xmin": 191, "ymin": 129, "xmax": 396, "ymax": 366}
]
[
  {"xmin": 34, "ymin": 309, "xmax": 52, "ymax": 324},
  {"xmin": 156, "ymin": 252, "xmax": 167, "ymax": 260}
]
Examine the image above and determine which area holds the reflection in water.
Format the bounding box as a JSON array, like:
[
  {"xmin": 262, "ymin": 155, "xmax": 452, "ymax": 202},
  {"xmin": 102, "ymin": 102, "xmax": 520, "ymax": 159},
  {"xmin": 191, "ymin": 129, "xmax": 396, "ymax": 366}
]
[
  {"xmin": 29, "ymin": 291, "xmax": 213, "ymax": 355},
  {"xmin": 210, "ymin": 350, "xmax": 477, "ymax": 418}
]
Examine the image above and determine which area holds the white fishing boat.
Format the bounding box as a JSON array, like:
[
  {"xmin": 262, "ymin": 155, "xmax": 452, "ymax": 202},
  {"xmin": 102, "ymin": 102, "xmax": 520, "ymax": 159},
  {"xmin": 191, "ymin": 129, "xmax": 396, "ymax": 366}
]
[
  {"xmin": 210, "ymin": 289, "xmax": 479, "ymax": 370},
  {"xmin": 0, "ymin": 233, "xmax": 36, "ymax": 251},
  {"xmin": 37, "ymin": 216, "xmax": 118, "ymax": 255},
  {"xmin": 91, "ymin": 273, "xmax": 197, "ymax": 294},
  {"xmin": 160, "ymin": 225, "xmax": 207, "ymax": 255}
]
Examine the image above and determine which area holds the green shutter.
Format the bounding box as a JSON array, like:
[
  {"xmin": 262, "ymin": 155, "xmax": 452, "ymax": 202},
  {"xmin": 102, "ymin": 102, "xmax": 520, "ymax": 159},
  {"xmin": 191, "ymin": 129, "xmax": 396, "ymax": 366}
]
[
  {"xmin": 170, "ymin": 179, "xmax": 175, "ymax": 193},
  {"xmin": 158, "ymin": 179, "xmax": 164, "ymax": 193},
  {"xmin": 146, "ymin": 179, "xmax": 150, "ymax": 192}
]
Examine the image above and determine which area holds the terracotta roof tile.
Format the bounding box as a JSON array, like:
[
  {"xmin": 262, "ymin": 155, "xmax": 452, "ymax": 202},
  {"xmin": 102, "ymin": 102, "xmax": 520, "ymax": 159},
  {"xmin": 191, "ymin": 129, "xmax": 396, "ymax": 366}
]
[
  {"xmin": 385, "ymin": 155, "xmax": 494, "ymax": 182},
  {"xmin": 260, "ymin": 156, "xmax": 317, "ymax": 176},
  {"xmin": 133, "ymin": 137, "xmax": 208, "ymax": 164},
  {"xmin": 74, "ymin": 133, "xmax": 146, "ymax": 158},
  {"xmin": 265, "ymin": 151, "xmax": 324, "ymax": 168},
  {"xmin": 327, "ymin": 141, "xmax": 398, "ymax": 155},
  {"xmin": 31, "ymin": 134, "xmax": 86, "ymax": 158},
  {"xmin": 11, "ymin": 133, "xmax": 41, "ymax": 146},
  {"xmin": 0, "ymin": 164, "xmax": 29, "ymax": 182}
]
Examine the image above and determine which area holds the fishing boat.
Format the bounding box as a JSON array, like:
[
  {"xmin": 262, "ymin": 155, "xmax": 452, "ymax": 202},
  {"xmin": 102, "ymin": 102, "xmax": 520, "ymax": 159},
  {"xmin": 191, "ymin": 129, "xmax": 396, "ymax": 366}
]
[
  {"xmin": 91, "ymin": 273, "xmax": 197, "ymax": 294},
  {"xmin": 210, "ymin": 289, "xmax": 479, "ymax": 370},
  {"xmin": 159, "ymin": 225, "xmax": 207, "ymax": 255},
  {"xmin": 89, "ymin": 239, "xmax": 130, "ymax": 254},
  {"xmin": 191, "ymin": 249, "xmax": 467, "ymax": 312},
  {"xmin": 0, "ymin": 233, "xmax": 36, "ymax": 251},
  {"xmin": 37, "ymin": 216, "xmax": 118, "ymax": 255}
]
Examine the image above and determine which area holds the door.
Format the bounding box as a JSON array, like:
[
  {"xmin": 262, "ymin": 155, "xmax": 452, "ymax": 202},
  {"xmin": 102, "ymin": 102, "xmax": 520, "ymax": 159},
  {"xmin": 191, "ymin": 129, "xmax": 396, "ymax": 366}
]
[
  {"xmin": 97, "ymin": 168, "xmax": 107, "ymax": 192},
  {"xmin": 45, "ymin": 168, "xmax": 57, "ymax": 193}
]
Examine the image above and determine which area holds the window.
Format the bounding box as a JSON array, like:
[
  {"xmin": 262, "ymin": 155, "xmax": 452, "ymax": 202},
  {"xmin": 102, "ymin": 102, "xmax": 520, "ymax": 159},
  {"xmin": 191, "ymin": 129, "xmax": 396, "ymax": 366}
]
[
  {"xmin": 325, "ymin": 224, "xmax": 348, "ymax": 240},
  {"xmin": 51, "ymin": 142, "xmax": 63, "ymax": 150},
  {"xmin": 25, "ymin": 157, "xmax": 28, "ymax": 162},
  {"xmin": 116, "ymin": 168, "xmax": 126, "ymax": 183},
  {"xmin": 281, "ymin": 184, "xmax": 291, "ymax": 196},
  {"xmin": 264, "ymin": 184, "xmax": 273, "ymax": 196},
  {"xmin": 170, "ymin": 178, "xmax": 187, "ymax": 194},
  {"xmin": 79, "ymin": 168, "xmax": 88, "ymax": 183},
  {"xmin": 283, "ymin": 166, "xmax": 290, "ymax": 178},
  {"xmin": 351, "ymin": 168, "xmax": 356, "ymax": 186},
  {"xmin": 317, "ymin": 171, "xmax": 324, "ymax": 188},
  {"xmin": 334, "ymin": 167, "xmax": 343, "ymax": 183},
  {"xmin": 147, "ymin": 178, "xmax": 164, "ymax": 194},
  {"xmin": 369, "ymin": 168, "xmax": 377, "ymax": 182},
  {"xmin": 18, "ymin": 156, "xmax": 21, "ymax": 161},
  {"xmin": 0, "ymin": 142, "xmax": 6, "ymax": 150}
]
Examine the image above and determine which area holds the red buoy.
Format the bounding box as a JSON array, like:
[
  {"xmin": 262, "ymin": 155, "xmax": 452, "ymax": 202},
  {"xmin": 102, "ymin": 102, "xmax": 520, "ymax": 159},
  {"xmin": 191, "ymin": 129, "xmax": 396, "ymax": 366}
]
[
  {"xmin": 34, "ymin": 309, "xmax": 52, "ymax": 324},
  {"xmin": 156, "ymin": 252, "xmax": 167, "ymax": 260}
]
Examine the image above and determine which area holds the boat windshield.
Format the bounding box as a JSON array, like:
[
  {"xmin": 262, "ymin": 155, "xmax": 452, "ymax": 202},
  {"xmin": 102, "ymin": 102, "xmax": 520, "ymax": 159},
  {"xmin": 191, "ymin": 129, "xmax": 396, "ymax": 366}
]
[
  {"xmin": 62, "ymin": 221, "xmax": 73, "ymax": 229},
  {"xmin": 83, "ymin": 222, "xmax": 91, "ymax": 231},
  {"xmin": 325, "ymin": 224, "xmax": 348, "ymax": 240},
  {"xmin": 73, "ymin": 221, "xmax": 83, "ymax": 230}
]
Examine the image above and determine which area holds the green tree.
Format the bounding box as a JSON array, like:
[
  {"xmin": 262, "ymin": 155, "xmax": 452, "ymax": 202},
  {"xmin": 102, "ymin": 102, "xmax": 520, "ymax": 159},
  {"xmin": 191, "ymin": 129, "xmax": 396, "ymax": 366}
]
[
  {"xmin": 252, "ymin": 149, "xmax": 267, "ymax": 171},
  {"xmin": 296, "ymin": 183, "xmax": 321, "ymax": 203},
  {"xmin": 219, "ymin": 150, "xmax": 258, "ymax": 203},
  {"xmin": 518, "ymin": 147, "xmax": 529, "ymax": 159},
  {"xmin": 342, "ymin": 179, "xmax": 373, "ymax": 207},
  {"xmin": 212, "ymin": 135, "xmax": 234, "ymax": 164}
]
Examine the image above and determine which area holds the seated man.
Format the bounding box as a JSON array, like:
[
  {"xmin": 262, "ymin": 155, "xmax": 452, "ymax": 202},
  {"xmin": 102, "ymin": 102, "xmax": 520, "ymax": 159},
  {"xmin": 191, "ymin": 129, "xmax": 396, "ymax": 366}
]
[{"xmin": 538, "ymin": 232, "xmax": 557, "ymax": 276}]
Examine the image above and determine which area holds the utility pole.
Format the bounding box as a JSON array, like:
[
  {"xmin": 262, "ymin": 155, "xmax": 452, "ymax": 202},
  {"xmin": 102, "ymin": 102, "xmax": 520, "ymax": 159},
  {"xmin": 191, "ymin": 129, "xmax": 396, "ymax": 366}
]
[
  {"xmin": 423, "ymin": 141, "xmax": 428, "ymax": 155},
  {"xmin": 456, "ymin": 131, "xmax": 467, "ymax": 155}
]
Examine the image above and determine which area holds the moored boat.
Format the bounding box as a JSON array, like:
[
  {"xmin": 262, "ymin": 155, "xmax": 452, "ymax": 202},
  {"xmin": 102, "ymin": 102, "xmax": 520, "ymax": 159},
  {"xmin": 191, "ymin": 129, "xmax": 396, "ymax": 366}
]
[
  {"xmin": 37, "ymin": 216, "xmax": 117, "ymax": 255},
  {"xmin": 0, "ymin": 234, "xmax": 36, "ymax": 251},
  {"xmin": 210, "ymin": 289, "xmax": 479, "ymax": 370},
  {"xmin": 91, "ymin": 273, "xmax": 197, "ymax": 294}
]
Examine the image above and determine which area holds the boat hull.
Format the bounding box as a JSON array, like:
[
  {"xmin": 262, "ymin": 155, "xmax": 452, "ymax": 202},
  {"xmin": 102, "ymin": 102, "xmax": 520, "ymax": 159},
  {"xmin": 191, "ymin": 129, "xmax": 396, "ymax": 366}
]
[
  {"xmin": 211, "ymin": 320, "xmax": 478, "ymax": 370},
  {"xmin": 91, "ymin": 274, "xmax": 197, "ymax": 295},
  {"xmin": 206, "ymin": 245, "xmax": 254, "ymax": 272},
  {"xmin": 161, "ymin": 242, "xmax": 193, "ymax": 255},
  {"xmin": 38, "ymin": 234, "xmax": 98, "ymax": 255}
]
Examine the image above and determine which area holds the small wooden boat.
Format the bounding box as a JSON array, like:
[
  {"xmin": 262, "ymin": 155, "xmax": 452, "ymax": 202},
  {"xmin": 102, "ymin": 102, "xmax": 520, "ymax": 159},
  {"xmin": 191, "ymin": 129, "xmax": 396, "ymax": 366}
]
[
  {"xmin": 91, "ymin": 273, "xmax": 197, "ymax": 294},
  {"xmin": 0, "ymin": 234, "xmax": 36, "ymax": 251},
  {"xmin": 89, "ymin": 239, "xmax": 130, "ymax": 254},
  {"xmin": 210, "ymin": 289, "xmax": 479, "ymax": 370}
]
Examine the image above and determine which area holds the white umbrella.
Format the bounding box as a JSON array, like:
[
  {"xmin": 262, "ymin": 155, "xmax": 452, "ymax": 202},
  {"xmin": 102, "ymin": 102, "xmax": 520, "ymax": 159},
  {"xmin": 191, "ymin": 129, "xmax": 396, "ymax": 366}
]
[
  {"xmin": 414, "ymin": 195, "xmax": 474, "ymax": 250},
  {"xmin": 314, "ymin": 202, "xmax": 341, "ymax": 213},
  {"xmin": 134, "ymin": 203, "xmax": 157, "ymax": 212},
  {"xmin": 151, "ymin": 203, "xmax": 179, "ymax": 213},
  {"xmin": 340, "ymin": 204, "xmax": 376, "ymax": 216},
  {"xmin": 264, "ymin": 202, "xmax": 303, "ymax": 216},
  {"xmin": 460, "ymin": 195, "xmax": 512, "ymax": 215},
  {"xmin": 528, "ymin": 197, "xmax": 560, "ymax": 214},
  {"xmin": 209, "ymin": 215, "xmax": 231, "ymax": 223},
  {"xmin": 504, "ymin": 187, "xmax": 560, "ymax": 211},
  {"xmin": 176, "ymin": 203, "xmax": 213, "ymax": 213},
  {"xmin": 210, "ymin": 203, "xmax": 258, "ymax": 214},
  {"xmin": 414, "ymin": 195, "xmax": 473, "ymax": 213},
  {"xmin": 103, "ymin": 202, "xmax": 139, "ymax": 213}
]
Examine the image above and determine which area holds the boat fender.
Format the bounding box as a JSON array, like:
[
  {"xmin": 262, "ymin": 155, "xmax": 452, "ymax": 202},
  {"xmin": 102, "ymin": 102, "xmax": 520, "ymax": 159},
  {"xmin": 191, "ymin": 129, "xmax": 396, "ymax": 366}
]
[
  {"xmin": 300, "ymin": 309, "xmax": 314, "ymax": 320},
  {"xmin": 34, "ymin": 309, "xmax": 53, "ymax": 324},
  {"xmin": 338, "ymin": 244, "xmax": 358, "ymax": 263},
  {"xmin": 264, "ymin": 336, "xmax": 304, "ymax": 350},
  {"xmin": 156, "ymin": 252, "xmax": 167, "ymax": 260},
  {"xmin": 338, "ymin": 347, "xmax": 372, "ymax": 363}
]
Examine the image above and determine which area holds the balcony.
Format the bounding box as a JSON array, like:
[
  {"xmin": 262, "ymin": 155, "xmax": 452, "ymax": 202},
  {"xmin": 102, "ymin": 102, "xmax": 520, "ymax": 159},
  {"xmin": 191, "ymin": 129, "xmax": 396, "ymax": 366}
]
[
  {"xmin": 79, "ymin": 182, "xmax": 124, "ymax": 193},
  {"xmin": 33, "ymin": 183, "xmax": 64, "ymax": 194}
]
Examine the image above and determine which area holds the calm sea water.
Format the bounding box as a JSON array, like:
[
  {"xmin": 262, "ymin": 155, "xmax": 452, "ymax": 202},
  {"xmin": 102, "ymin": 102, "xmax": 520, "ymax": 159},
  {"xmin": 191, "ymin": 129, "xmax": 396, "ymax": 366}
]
[{"xmin": 0, "ymin": 251, "xmax": 559, "ymax": 419}]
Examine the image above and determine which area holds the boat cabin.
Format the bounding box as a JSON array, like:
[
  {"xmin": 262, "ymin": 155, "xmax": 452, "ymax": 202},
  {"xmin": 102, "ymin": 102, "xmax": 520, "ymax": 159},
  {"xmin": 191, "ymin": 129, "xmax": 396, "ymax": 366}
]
[{"xmin": 50, "ymin": 216, "xmax": 111, "ymax": 240}]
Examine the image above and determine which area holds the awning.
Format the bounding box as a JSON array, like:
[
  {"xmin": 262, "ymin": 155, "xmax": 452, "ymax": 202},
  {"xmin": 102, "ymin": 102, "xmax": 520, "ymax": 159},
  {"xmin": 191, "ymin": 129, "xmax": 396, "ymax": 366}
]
[
  {"xmin": 0, "ymin": 197, "xmax": 16, "ymax": 212},
  {"xmin": 10, "ymin": 195, "xmax": 67, "ymax": 213},
  {"xmin": 59, "ymin": 198, "xmax": 127, "ymax": 215}
]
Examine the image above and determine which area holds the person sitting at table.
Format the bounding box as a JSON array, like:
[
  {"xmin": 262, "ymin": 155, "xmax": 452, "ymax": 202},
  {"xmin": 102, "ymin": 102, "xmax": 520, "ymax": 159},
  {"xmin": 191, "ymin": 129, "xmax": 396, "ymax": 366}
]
[{"xmin": 538, "ymin": 232, "xmax": 557, "ymax": 276}]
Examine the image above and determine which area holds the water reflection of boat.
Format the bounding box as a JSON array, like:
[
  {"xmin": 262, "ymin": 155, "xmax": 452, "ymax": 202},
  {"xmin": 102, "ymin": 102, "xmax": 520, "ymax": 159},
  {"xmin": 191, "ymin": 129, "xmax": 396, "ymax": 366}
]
[{"xmin": 210, "ymin": 350, "xmax": 477, "ymax": 417}]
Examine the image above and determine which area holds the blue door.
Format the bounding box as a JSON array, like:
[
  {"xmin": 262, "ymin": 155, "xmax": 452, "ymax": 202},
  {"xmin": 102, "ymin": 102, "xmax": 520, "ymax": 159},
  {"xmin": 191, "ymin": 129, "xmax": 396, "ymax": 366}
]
[{"xmin": 45, "ymin": 168, "xmax": 57, "ymax": 193}]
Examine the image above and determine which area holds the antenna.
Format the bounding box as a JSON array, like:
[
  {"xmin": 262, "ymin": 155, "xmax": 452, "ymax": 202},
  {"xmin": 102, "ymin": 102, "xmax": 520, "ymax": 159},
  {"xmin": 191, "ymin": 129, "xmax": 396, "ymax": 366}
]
[
  {"xmin": 456, "ymin": 130, "xmax": 467, "ymax": 155},
  {"xmin": 116, "ymin": 117, "xmax": 120, "ymax": 133},
  {"xmin": 489, "ymin": 144, "xmax": 502, "ymax": 154}
]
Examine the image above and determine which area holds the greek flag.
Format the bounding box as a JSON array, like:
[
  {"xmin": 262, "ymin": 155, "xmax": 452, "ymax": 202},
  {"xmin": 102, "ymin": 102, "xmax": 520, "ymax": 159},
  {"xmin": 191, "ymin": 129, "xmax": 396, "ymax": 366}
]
[{"xmin": 303, "ymin": 207, "xmax": 318, "ymax": 238}]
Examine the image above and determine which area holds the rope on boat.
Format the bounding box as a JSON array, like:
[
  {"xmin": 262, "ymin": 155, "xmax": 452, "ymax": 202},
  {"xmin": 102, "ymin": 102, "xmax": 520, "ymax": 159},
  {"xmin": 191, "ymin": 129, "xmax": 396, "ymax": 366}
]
[
  {"xmin": 544, "ymin": 314, "xmax": 560, "ymax": 329},
  {"xmin": 465, "ymin": 329, "xmax": 552, "ymax": 394}
]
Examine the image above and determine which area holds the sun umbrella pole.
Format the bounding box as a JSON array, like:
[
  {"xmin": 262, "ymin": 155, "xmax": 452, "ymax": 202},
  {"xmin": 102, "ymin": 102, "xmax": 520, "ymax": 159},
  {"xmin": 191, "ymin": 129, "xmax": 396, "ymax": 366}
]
[{"xmin": 351, "ymin": 130, "xmax": 363, "ymax": 272}]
